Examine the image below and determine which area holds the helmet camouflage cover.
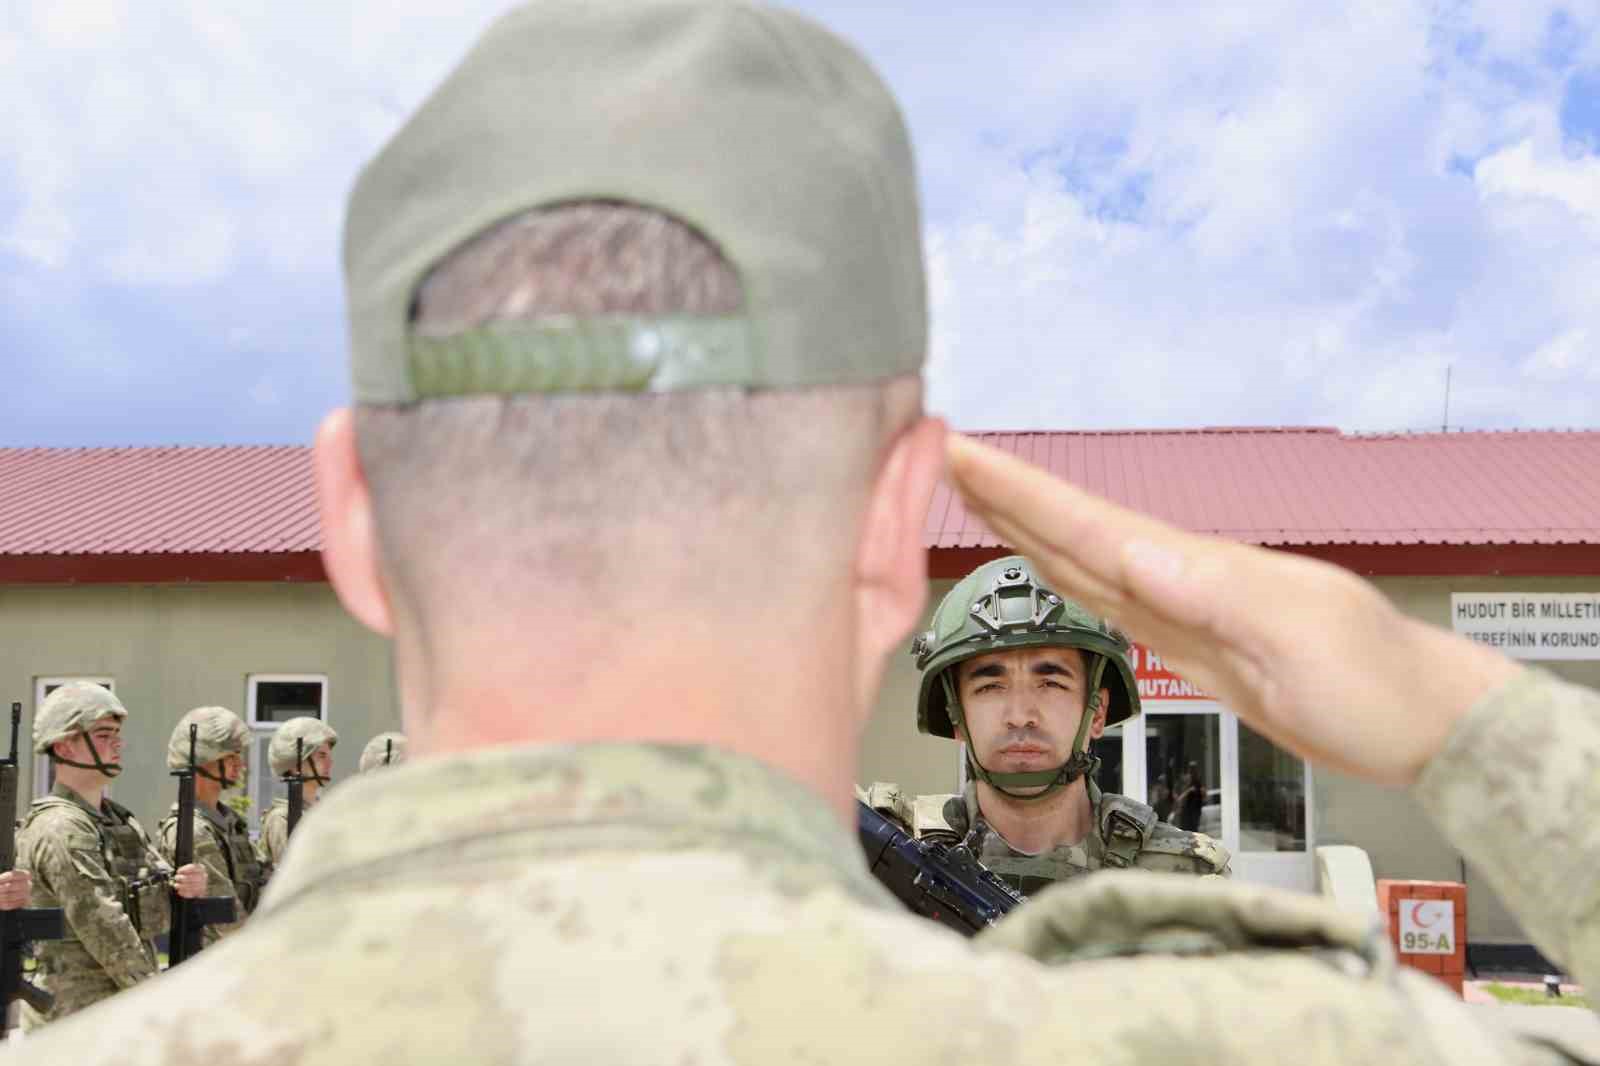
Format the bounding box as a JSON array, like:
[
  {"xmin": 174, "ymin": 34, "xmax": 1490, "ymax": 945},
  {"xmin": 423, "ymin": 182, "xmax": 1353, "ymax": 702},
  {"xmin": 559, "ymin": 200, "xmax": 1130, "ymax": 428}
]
[
  {"xmin": 359, "ymin": 732, "xmax": 407, "ymax": 773},
  {"xmin": 33, "ymin": 682, "xmax": 127, "ymax": 755},
  {"xmin": 269, "ymin": 717, "xmax": 339, "ymax": 777},
  {"xmin": 166, "ymin": 706, "xmax": 250, "ymax": 770},
  {"xmin": 911, "ymin": 556, "xmax": 1139, "ymax": 798}
]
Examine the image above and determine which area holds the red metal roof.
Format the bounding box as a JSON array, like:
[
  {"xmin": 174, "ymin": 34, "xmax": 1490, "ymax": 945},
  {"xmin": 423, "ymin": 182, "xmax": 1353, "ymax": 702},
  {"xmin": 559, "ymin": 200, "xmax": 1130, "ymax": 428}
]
[
  {"xmin": 2, "ymin": 429, "xmax": 1598, "ymax": 582},
  {"xmin": 0, "ymin": 446, "xmax": 321, "ymax": 582},
  {"xmin": 927, "ymin": 428, "xmax": 1600, "ymax": 550}
]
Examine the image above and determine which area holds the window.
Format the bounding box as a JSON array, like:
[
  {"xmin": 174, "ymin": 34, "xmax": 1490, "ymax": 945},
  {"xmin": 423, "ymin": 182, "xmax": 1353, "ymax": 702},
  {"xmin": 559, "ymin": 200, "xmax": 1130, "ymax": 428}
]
[
  {"xmin": 32, "ymin": 677, "xmax": 116, "ymax": 799},
  {"xmin": 244, "ymin": 675, "xmax": 328, "ymax": 833}
]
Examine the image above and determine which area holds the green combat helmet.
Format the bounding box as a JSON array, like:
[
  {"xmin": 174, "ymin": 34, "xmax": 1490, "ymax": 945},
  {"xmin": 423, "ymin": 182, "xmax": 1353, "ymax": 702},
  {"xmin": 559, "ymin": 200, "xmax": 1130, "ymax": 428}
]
[
  {"xmin": 911, "ymin": 555, "xmax": 1139, "ymax": 800},
  {"xmin": 358, "ymin": 732, "xmax": 407, "ymax": 773},
  {"xmin": 166, "ymin": 707, "xmax": 249, "ymax": 787},
  {"xmin": 269, "ymin": 718, "xmax": 339, "ymax": 784},
  {"xmin": 33, "ymin": 682, "xmax": 127, "ymax": 777}
]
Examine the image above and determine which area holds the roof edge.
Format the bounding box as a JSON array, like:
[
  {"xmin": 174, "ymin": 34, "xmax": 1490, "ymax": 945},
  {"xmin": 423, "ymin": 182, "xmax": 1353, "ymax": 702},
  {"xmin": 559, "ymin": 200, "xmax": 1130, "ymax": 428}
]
[{"xmin": 0, "ymin": 552, "xmax": 326, "ymax": 584}]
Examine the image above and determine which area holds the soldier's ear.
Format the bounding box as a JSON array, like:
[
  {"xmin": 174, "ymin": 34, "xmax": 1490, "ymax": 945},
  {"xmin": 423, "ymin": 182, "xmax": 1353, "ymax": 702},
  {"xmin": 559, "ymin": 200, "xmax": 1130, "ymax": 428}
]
[
  {"xmin": 852, "ymin": 413, "xmax": 947, "ymax": 707},
  {"xmin": 1088, "ymin": 688, "xmax": 1110, "ymax": 739},
  {"xmin": 313, "ymin": 408, "xmax": 395, "ymax": 637}
]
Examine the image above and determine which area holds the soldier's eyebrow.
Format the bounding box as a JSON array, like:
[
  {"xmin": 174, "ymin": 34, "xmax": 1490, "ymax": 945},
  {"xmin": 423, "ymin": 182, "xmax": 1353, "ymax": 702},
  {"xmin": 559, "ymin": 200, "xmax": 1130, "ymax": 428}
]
[
  {"xmin": 964, "ymin": 662, "xmax": 1008, "ymax": 681},
  {"xmin": 1032, "ymin": 661, "xmax": 1077, "ymax": 679}
]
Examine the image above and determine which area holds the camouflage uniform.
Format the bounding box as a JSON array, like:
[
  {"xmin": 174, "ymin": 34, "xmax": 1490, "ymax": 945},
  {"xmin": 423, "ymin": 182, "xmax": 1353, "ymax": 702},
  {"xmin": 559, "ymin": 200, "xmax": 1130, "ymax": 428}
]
[
  {"xmin": 16, "ymin": 783, "xmax": 171, "ymax": 1028},
  {"xmin": 156, "ymin": 706, "xmax": 266, "ymax": 944},
  {"xmin": 868, "ymin": 556, "xmax": 1228, "ymax": 894},
  {"xmin": 13, "ymin": 681, "xmax": 176, "ymax": 1028},
  {"xmin": 256, "ymin": 718, "xmax": 338, "ymax": 870},
  {"xmin": 10, "ymin": 673, "xmax": 1600, "ymax": 1064}
]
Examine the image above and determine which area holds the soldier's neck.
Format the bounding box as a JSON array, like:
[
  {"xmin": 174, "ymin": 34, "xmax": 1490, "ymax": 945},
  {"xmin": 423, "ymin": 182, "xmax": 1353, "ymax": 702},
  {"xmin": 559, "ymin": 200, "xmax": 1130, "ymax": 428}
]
[
  {"xmin": 976, "ymin": 776, "xmax": 1093, "ymax": 854},
  {"xmin": 194, "ymin": 776, "xmax": 224, "ymax": 808},
  {"xmin": 53, "ymin": 766, "xmax": 111, "ymax": 807}
]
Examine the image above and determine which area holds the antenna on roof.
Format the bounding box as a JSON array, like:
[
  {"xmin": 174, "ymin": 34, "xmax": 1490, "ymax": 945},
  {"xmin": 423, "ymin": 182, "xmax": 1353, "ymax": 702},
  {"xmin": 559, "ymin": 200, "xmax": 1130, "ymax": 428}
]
[{"xmin": 1441, "ymin": 365, "xmax": 1452, "ymax": 432}]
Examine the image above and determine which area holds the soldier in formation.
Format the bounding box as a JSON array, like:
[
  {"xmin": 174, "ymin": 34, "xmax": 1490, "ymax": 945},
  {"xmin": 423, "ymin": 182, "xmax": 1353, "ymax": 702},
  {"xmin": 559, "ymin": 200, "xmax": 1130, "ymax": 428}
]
[
  {"xmin": 358, "ymin": 732, "xmax": 406, "ymax": 773},
  {"xmin": 14, "ymin": 683, "xmax": 206, "ymax": 1028},
  {"xmin": 864, "ymin": 555, "xmax": 1228, "ymax": 894},
  {"xmin": 256, "ymin": 717, "xmax": 337, "ymax": 868},
  {"xmin": 8, "ymin": 3, "xmax": 1599, "ymax": 1063},
  {"xmin": 156, "ymin": 706, "xmax": 268, "ymax": 945}
]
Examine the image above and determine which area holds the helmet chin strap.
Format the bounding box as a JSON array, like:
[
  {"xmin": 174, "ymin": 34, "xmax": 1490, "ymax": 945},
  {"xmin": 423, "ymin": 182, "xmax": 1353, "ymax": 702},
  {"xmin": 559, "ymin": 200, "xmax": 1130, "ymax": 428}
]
[
  {"xmin": 51, "ymin": 727, "xmax": 123, "ymax": 778},
  {"xmin": 948, "ymin": 653, "xmax": 1108, "ymax": 802},
  {"xmin": 197, "ymin": 759, "xmax": 238, "ymax": 789}
]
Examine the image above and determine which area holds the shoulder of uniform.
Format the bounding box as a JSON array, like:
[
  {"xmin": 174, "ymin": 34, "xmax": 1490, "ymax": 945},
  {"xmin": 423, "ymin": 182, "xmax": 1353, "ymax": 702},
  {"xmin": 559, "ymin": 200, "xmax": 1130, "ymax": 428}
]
[
  {"xmin": 24, "ymin": 796, "xmax": 91, "ymax": 827},
  {"xmin": 858, "ymin": 781, "xmax": 910, "ymax": 827},
  {"xmin": 1098, "ymin": 792, "xmax": 1158, "ymax": 845},
  {"xmin": 21, "ymin": 800, "xmax": 99, "ymax": 850},
  {"xmin": 908, "ymin": 793, "xmax": 965, "ymax": 840},
  {"xmin": 1138, "ymin": 821, "xmax": 1232, "ymax": 873}
]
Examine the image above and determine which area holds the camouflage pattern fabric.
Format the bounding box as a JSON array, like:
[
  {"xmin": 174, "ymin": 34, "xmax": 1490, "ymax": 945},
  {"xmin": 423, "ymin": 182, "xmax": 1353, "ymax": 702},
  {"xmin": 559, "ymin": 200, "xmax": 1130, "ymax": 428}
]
[
  {"xmin": 1414, "ymin": 667, "xmax": 1600, "ymax": 996},
  {"xmin": 255, "ymin": 798, "xmax": 288, "ymax": 869},
  {"xmin": 14, "ymin": 782, "xmax": 169, "ymax": 1028},
  {"xmin": 960, "ymin": 780, "xmax": 1230, "ymax": 894},
  {"xmin": 5, "ymin": 703, "xmax": 1592, "ymax": 1065},
  {"xmin": 158, "ymin": 800, "xmax": 265, "ymax": 944}
]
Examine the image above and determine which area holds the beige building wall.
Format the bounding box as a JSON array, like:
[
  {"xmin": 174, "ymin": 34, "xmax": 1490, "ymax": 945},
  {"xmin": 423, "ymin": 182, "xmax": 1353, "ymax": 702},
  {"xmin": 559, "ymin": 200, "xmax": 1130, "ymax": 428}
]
[
  {"xmin": 0, "ymin": 583, "xmax": 398, "ymax": 832},
  {"xmin": 860, "ymin": 569, "xmax": 1600, "ymax": 947}
]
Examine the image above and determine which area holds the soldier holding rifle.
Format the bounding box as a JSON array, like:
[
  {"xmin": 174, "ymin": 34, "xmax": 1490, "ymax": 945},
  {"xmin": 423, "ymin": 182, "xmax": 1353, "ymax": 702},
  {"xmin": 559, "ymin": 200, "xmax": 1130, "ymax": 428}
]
[{"xmin": 256, "ymin": 717, "xmax": 337, "ymax": 868}]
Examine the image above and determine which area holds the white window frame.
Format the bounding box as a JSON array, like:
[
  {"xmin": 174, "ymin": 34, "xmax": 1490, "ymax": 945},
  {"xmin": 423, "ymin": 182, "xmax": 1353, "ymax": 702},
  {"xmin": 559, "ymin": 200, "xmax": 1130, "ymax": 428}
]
[
  {"xmin": 32, "ymin": 676, "xmax": 116, "ymax": 799},
  {"xmin": 244, "ymin": 674, "xmax": 329, "ymax": 834}
]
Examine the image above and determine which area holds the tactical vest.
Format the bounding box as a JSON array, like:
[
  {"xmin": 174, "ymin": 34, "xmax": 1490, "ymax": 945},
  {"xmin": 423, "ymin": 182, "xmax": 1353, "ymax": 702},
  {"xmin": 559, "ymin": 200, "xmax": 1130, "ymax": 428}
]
[
  {"xmin": 26, "ymin": 794, "xmax": 168, "ymax": 936},
  {"xmin": 860, "ymin": 780, "xmax": 1228, "ymax": 897},
  {"xmin": 206, "ymin": 804, "xmax": 268, "ymax": 915}
]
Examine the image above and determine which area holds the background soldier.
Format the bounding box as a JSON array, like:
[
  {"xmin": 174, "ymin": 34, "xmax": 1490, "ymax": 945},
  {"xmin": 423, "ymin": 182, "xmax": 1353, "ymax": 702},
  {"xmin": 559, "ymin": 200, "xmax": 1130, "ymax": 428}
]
[
  {"xmin": 256, "ymin": 717, "xmax": 337, "ymax": 868},
  {"xmin": 156, "ymin": 707, "xmax": 266, "ymax": 943},
  {"xmin": 15, "ymin": 682, "xmax": 205, "ymax": 1028},
  {"xmin": 12, "ymin": 4, "xmax": 1599, "ymax": 1063},
  {"xmin": 865, "ymin": 555, "xmax": 1227, "ymax": 895},
  {"xmin": 358, "ymin": 732, "xmax": 406, "ymax": 773}
]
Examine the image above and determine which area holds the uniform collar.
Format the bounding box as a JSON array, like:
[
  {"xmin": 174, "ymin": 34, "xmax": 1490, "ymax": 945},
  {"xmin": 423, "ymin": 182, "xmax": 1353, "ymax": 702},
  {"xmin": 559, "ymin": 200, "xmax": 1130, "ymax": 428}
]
[
  {"xmin": 965, "ymin": 778, "xmax": 1108, "ymax": 854},
  {"xmin": 49, "ymin": 780, "xmax": 111, "ymax": 821},
  {"xmin": 258, "ymin": 742, "xmax": 888, "ymax": 916}
]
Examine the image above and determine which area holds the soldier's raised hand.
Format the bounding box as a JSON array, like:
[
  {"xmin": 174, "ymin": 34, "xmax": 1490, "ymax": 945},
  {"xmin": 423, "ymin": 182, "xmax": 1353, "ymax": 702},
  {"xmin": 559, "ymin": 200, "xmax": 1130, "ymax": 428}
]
[
  {"xmin": 0, "ymin": 869, "xmax": 31, "ymax": 910},
  {"xmin": 173, "ymin": 863, "xmax": 208, "ymax": 899},
  {"xmin": 945, "ymin": 433, "xmax": 1520, "ymax": 787}
]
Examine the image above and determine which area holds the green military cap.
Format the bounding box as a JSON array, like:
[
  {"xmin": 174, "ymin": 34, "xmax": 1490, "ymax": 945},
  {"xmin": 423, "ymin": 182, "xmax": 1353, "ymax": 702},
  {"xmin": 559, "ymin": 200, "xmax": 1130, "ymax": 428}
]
[
  {"xmin": 34, "ymin": 683, "xmax": 126, "ymax": 755},
  {"xmin": 344, "ymin": 0, "xmax": 925, "ymax": 402},
  {"xmin": 166, "ymin": 706, "xmax": 249, "ymax": 770},
  {"xmin": 358, "ymin": 732, "xmax": 408, "ymax": 773}
]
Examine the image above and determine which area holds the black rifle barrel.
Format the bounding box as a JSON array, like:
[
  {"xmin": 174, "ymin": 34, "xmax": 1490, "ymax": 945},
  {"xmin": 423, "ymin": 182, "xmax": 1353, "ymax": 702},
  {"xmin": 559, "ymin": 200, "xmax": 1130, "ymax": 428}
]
[
  {"xmin": 857, "ymin": 800, "xmax": 1023, "ymax": 936},
  {"xmin": 167, "ymin": 723, "xmax": 235, "ymax": 967},
  {"xmin": 1, "ymin": 701, "xmax": 65, "ymax": 1032}
]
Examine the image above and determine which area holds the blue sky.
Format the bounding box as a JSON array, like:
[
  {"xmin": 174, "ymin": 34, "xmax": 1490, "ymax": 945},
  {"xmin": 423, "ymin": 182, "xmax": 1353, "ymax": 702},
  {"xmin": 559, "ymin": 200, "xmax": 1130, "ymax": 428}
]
[{"xmin": 3, "ymin": 1, "xmax": 1600, "ymax": 446}]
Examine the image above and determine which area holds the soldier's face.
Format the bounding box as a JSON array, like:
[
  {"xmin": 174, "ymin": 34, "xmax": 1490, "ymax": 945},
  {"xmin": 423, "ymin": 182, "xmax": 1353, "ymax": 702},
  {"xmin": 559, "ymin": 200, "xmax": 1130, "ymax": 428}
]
[
  {"xmin": 307, "ymin": 743, "xmax": 334, "ymax": 779},
  {"xmin": 76, "ymin": 718, "xmax": 124, "ymax": 762},
  {"xmin": 954, "ymin": 647, "xmax": 1108, "ymax": 775}
]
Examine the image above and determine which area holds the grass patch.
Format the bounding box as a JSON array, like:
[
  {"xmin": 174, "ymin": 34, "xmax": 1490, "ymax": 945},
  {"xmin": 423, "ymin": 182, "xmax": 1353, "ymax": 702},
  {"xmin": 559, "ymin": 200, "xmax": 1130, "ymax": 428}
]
[{"xmin": 1484, "ymin": 982, "xmax": 1592, "ymax": 1009}]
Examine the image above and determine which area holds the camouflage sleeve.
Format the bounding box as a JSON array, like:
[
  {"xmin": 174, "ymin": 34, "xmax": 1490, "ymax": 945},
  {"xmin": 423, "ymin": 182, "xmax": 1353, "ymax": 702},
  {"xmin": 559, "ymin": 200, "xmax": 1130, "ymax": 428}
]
[
  {"xmin": 1413, "ymin": 668, "xmax": 1600, "ymax": 992},
  {"xmin": 258, "ymin": 809, "xmax": 287, "ymax": 868},
  {"xmin": 159, "ymin": 816, "xmax": 244, "ymax": 943},
  {"xmin": 24, "ymin": 815, "xmax": 157, "ymax": 989}
]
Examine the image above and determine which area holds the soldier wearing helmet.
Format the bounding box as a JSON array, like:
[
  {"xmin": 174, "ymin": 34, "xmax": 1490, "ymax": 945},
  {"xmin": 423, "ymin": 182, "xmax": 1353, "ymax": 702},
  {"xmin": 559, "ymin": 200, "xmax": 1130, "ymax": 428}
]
[
  {"xmin": 156, "ymin": 707, "xmax": 269, "ymax": 941},
  {"xmin": 256, "ymin": 717, "xmax": 338, "ymax": 868},
  {"xmin": 865, "ymin": 556, "xmax": 1227, "ymax": 895},
  {"xmin": 358, "ymin": 732, "xmax": 407, "ymax": 773},
  {"xmin": 15, "ymin": 682, "xmax": 208, "ymax": 1027}
]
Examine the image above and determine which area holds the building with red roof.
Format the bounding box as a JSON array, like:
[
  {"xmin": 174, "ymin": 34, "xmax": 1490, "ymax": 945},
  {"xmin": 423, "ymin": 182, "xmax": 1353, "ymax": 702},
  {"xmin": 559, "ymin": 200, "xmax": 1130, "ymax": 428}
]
[{"xmin": 4, "ymin": 428, "xmax": 1598, "ymax": 965}]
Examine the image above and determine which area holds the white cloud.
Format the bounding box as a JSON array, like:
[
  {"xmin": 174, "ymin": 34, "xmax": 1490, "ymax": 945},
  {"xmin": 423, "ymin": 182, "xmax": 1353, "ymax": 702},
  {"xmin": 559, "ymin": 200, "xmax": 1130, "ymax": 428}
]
[{"xmin": 3, "ymin": 0, "xmax": 1600, "ymax": 435}]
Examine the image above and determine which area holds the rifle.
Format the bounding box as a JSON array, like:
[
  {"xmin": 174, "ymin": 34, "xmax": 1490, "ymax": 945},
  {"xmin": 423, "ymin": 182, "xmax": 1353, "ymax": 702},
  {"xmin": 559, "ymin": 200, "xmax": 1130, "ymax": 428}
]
[
  {"xmin": 0, "ymin": 702, "xmax": 64, "ymax": 1033},
  {"xmin": 857, "ymin": 800, "xmax": 1024, "ymax": 936},
  {"xmin": 284, "ymin": 738, "xmax": 305, "ymax": 838},
  {"xmin": 167, "ymin": 724, "xmax": 236, "ymax": 966},
  {"xmin": 384, "ymin": 738, "xmax": 393, "ymax": 766}
]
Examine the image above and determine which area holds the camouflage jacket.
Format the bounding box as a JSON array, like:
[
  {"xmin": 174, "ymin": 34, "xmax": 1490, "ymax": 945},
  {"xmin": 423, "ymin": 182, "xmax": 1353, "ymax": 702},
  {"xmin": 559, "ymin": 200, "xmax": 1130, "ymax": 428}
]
[
  {"xmin": 862, "ymin": 779, "xmax": 1230, "ymax": 895},
  {"xmin": 15, "ymin": 782, "xmax": 169, "ymax": 992},
  {"xmin": 8, "ymin": 670, "xmax": 1597, "ymax": 1065},
  {"xmin": 158, "ymin": 799, "xmax": 267, "ymax": 943},
  {"xmin": 256, "ymin": 798, "xmax": 289, "ymax": 869}
]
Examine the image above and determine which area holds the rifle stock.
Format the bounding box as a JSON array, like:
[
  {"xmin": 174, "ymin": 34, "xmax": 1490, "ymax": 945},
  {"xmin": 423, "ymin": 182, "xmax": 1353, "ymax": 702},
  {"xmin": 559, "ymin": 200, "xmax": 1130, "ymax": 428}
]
[{"xmin": 1, "ymin": 702, "xmax": 64, "ymax": 1034}]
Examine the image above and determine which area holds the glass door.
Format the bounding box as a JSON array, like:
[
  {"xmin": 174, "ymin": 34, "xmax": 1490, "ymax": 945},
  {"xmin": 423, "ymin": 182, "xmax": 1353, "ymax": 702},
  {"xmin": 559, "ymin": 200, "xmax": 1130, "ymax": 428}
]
[{"xmin": 1121, "ymin": 701, "xmax": 1314, "ymax": 891}]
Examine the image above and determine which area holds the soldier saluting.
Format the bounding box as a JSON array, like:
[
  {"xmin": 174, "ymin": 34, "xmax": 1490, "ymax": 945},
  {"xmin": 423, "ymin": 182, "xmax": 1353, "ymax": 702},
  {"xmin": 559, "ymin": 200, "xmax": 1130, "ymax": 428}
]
[
  {"xmin": 866, "ymin": 556, "xmax": 1227, "ymax": 896},
  {"xmin": 157, "ymin": 707, "xmax": 267, "ymax": 944},
  {"xmin": 15, "ymin": 683, "xmax": 206, "ymax": 1028}
]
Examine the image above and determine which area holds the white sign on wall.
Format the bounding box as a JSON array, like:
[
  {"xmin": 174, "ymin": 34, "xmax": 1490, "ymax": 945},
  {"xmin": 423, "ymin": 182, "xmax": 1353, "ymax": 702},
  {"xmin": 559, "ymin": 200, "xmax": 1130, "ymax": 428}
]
[
  {"xmin": 1451, "ymin": 593, "xmax": 1600, "ymax": 661},
  {"xmin": 1396, "ymin": 899, "xmax": 1456, "ymax": 955}
]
